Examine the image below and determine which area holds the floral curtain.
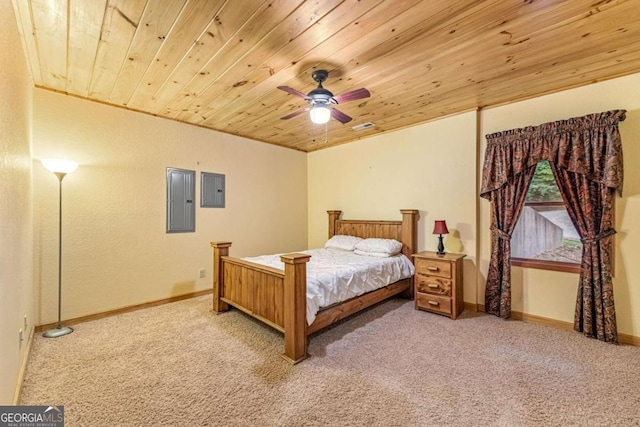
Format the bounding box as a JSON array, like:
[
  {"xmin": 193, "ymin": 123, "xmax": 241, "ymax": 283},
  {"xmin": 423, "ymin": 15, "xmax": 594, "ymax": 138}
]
[
  {"xmin": 551, "ymin": 165, "xmax": 618, "ymax": 342},
  {"xmin": 485, "ymin": 166, "xmax": 536, "ymax": 318},
  {"xmin": 480, "ymin": 110, "xmax": 625, "ymax": 342}
]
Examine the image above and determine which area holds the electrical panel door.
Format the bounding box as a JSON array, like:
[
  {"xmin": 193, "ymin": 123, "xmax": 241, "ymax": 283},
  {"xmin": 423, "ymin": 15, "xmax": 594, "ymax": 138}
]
[
  {"xmin": 201, "ymin": 172, "xmax": 225, "ymax": 208},
  {"xmin": 166, "ymin": 168, "xmax": 195, "ymax": 232}
]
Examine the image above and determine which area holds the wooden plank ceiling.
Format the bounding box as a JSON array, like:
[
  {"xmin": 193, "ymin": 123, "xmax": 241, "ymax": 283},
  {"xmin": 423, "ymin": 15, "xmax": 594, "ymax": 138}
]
[{"xmin": 12, "ymin": 0, "xmax": 640, "ymax": 152}]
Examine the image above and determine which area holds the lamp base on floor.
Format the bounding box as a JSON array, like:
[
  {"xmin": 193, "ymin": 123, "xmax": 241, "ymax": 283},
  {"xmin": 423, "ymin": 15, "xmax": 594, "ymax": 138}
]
[{"xmin": 43, "ymin": 326, "xmax": 73, "ymax": 338}]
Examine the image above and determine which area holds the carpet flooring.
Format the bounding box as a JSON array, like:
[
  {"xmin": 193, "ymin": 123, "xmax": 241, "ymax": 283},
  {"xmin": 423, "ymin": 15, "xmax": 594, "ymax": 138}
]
[{"xmin": 20, "ymin": 296, "xmax": 640, "ymax": 426}]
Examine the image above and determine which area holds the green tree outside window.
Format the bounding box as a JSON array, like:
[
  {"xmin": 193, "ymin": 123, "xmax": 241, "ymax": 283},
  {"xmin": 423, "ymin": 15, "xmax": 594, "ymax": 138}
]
[{"xmin": 526, "ymin": 160, "xmax": 562, "ymax": 202}]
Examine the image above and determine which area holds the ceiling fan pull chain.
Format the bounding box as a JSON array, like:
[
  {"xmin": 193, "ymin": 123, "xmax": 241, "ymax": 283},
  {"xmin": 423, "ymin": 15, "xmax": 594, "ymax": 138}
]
[{"xmin": 324, "ymin": 121, "xmax": 329, "ymax": 144}]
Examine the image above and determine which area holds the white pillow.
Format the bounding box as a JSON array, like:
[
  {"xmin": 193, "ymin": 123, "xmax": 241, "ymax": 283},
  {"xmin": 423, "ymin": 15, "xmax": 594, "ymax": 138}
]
[
  {"xmin": 354, "ymin": 249, "xmax": 397, "ymax": 258},
  {"xmin": 354, "ymin": 238, "xmax": 403, "ymax": 256},
  {"xmin": 324, "ymin": 235, "xmax": 363, "ymax": 251}
]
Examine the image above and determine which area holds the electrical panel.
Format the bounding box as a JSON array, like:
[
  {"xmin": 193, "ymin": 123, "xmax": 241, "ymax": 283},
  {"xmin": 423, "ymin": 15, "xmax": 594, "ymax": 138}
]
[
  {"xmin": 166, "ymin": 168, "xmax": 195, "ymax": 232},
  {"xmin": 201, "ymin": 172, "xmax": 225, "ymax": 208}
]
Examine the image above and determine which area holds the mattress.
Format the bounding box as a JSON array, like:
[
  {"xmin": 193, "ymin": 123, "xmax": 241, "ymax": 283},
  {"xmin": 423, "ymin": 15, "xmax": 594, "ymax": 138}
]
[{"xmin": 243, "ymin": 248, "xmax": 415, "ymax": 325}]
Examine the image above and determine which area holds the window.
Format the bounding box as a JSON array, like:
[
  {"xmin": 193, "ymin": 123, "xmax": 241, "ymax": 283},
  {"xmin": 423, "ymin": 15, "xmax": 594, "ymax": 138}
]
[{"xmin": 511, "ymin": 161, "xmax": 582, "ymax": 273}]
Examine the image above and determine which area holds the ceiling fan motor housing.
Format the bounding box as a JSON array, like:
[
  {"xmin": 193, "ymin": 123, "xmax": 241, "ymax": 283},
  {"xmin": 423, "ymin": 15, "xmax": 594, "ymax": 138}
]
[
  {"xmin": 307, "ymin": 89, "xmax": 334, "ymax": 106},
  {"xmin": 308, "ymin": 70, "xmax": 335, "ymax": 105}
]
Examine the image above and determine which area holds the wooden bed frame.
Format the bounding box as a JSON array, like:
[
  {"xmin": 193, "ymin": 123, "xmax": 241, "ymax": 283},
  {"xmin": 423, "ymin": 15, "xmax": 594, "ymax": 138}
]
[{"xmin": 211, "ymin": 209, "xmax": 419, "ymax": 364}]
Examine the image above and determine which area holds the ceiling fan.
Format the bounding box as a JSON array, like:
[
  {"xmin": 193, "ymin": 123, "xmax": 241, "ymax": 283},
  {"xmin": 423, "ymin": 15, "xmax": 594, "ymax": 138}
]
[{"xmin": 277, "ymin": 70, "xmax": 370, "ymax": 125}]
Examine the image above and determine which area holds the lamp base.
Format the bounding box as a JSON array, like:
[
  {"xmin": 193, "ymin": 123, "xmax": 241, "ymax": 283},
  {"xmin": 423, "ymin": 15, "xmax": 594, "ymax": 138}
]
[
  {"xmin": 43, "ymin": 326, "xmax": 73, "ymax": 338},
  {"xmin": 436, "ymin": 235, "xmax": 446, "ymax": 255}
]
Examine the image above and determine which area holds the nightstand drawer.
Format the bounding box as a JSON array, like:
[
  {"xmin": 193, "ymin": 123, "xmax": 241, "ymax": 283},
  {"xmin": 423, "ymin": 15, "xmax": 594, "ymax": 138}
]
[
  {"xmin": 415, "ymin": 258, "xmax": 451, "ymax": 278},
  {"xmin": 416, "ymin": 293, "xmax": 452, "ymax": 315},
  {"xmin": 416, "ymin": 275, "xmax": 452, "ymax": 296}
]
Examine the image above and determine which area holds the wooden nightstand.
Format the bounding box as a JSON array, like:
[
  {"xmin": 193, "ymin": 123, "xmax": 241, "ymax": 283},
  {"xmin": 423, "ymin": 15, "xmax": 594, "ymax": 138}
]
[{"xmin": 412, "ymin": 251, "xmax": 466, "ymax": 319}]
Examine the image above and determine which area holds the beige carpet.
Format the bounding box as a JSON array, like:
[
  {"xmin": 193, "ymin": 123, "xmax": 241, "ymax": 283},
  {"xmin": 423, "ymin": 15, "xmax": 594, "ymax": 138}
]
[{"xmin": 20, "ymin": 296, "xmax": 640, "ymax": 426}]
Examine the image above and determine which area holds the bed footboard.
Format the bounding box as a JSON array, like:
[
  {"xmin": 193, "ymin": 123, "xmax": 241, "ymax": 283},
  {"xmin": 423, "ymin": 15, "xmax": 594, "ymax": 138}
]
[
  {"xmin": 211, "ymin": 242, "xmax": 310, "ymax": 364},
  {"xmin": 211, "ymin": 208, "xmax": 419, "ymax": 364}
]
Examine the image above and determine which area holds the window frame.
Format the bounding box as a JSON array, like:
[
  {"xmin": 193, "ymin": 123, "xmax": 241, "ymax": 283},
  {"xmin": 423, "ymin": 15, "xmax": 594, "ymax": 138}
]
[
  {"xmin": 510, "ymin": 198, "xmax": 582, "ymax": 274},
  {"xmin": 511, "ymin": 256, "xmax": 581, "ymax": 274}
]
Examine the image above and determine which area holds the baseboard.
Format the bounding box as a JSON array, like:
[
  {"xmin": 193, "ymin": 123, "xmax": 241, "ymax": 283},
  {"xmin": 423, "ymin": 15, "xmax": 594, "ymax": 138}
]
[
  {"xmin": 12, "ymin": 325, "xmax": 35, "ymax": 405},
  {"xmin": 35, "ymin": 289, "xmax": 213, "ymax": 332},
  {"xmin": 463, "ymin": 302, "xmax": 478, "ymax": 312},
  {"xmin": 509, "ymin": 309, "xmax": 575, "ymax": 331},
  {"xmin": 474, "ymin": 303, "xmax": 638, "ymax": 345},
  {"xmin": 618, "ymin": 333, "xmax": 640, "ymax": 346}
]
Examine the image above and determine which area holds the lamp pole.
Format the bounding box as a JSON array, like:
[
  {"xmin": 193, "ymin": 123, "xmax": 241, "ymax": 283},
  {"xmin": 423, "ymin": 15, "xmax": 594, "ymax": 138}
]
[{"xmin": 42, "ymin": 159, "xmax": 77, "ymax": 338}]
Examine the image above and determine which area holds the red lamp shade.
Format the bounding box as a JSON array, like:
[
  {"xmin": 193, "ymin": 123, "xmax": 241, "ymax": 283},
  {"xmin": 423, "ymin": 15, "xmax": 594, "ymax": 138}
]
[{"xmin": 433, "ymin": 220, "xmax": 449, "ymax": 235}]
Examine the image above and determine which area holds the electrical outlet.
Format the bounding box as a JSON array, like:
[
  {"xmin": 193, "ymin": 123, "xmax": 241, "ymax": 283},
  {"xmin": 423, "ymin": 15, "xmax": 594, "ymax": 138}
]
[{"xmin": 199, "ymin": 268, "xmax": 206, "ymax": 278}]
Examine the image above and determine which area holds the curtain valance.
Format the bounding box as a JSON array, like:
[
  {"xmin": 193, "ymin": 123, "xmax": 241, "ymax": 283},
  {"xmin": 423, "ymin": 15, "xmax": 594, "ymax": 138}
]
[{"xmin": 480, "ymin": 110, "xmax": 626, "ymax": 198}]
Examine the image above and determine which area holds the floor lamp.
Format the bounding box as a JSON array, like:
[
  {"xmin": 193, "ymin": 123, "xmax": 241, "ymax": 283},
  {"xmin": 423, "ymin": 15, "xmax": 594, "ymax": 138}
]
[{"xmin": 41, "ymin": 159, "xmax": 78, "ymax": 338}]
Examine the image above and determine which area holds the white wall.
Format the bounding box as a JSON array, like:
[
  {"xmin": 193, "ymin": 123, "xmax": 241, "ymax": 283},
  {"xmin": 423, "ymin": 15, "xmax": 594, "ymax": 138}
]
[
  {"xmin": 0, "ymin": 1, "xmax": 34, "ymax": 404},
  {"xmin": 32, "ymin": 89, "xmax": 308, "ymax": 323},
  {"xmin": 308, "ymin": 111, "xmax": 479, "ymax": 304},
  {"xmin": 479, "ymin": 73, "xmax": 640, "ymax": 338}
]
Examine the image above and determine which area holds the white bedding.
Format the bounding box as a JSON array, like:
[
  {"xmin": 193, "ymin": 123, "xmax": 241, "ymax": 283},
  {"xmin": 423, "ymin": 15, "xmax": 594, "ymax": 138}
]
[{"xmin": 243, "ymin": 248, "xmax": 415, "ymax": 325}]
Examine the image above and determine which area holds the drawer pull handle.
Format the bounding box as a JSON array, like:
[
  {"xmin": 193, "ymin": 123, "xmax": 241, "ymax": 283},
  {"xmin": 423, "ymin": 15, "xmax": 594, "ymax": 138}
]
[
  {"xmin": 427, "ymin": 267, "xmax": 439, "ymax": 271},
  {"xmin": 427, "ymin": 300, "xmax": 440, "ymax": 306},
  {"xmin": 427, "ymin": 284, "xmax": 439, "ymax": 289}
]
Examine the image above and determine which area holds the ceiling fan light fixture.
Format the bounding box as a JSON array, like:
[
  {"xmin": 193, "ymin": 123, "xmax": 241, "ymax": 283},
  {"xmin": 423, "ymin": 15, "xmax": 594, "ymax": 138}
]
[
  {"xmin": 309, "ymin": 105, "xmax": 331, "ymax": 124},
  {"xmin": 278, "ymin": 70, "xmax": 370, "ymax": 125}
]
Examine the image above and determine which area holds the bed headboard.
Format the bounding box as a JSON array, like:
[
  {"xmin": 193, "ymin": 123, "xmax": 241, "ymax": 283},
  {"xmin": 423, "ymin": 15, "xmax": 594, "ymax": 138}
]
[{"xmin": 327, "ymin": 210, "xmax": 419, "ymax": 257}]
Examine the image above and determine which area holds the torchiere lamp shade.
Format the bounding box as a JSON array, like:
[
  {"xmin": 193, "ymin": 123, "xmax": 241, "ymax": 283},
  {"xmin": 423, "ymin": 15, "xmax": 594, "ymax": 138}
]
[{"xmin": 41, "ymin": 158, "xmax": 79, "ymax": 174}]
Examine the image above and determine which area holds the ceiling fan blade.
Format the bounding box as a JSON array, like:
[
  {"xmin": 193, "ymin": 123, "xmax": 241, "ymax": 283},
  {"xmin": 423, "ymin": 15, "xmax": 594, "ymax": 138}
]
[
  {"xmin": 277, "ymin": 86, "xmax": 308, "ymax": 99},
  {"xmin": 331, "ymin": 108, "xmax": 352, "ymax": 124},
  {"xmin": 333, "ymin": 88, "xmax": 370, "ymax": 104},
  {"xmin": 280, "ymin": 108, "xmax": 307, "ymax": 120}
]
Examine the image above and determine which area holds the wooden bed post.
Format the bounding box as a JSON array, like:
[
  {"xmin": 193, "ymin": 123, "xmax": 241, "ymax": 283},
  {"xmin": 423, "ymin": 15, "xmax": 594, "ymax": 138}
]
[
  {"xmin": 400, "ymin": 209, "xmax": 419, "ymax": 257},
  {"xmin": 327, "ymin": 210, "xmax": 342, "ymax": 238},
  {"xmin": 280, "ymin": 253, "xmax": 311, "ymax": 364},
  {"xmin": 211, "ymin": 241, "xmax": 232, "ymax": 313},
  {"xmin": 400, "ymin": 210, "xmax": 419, "ymax": 299}
]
